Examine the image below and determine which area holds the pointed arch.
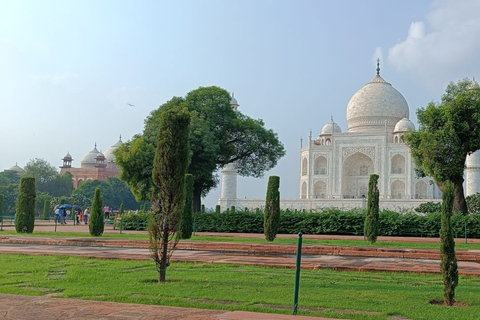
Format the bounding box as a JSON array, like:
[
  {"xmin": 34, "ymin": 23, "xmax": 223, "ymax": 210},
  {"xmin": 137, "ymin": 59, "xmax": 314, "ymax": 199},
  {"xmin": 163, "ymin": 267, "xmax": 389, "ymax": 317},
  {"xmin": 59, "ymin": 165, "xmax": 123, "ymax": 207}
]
[
  {"xmin": 314, "ymin": 156, "xmax": 327, "ymax": 175},
  {"xmin": 301, "ymin": 158, "xmax": 308, "ymax": 176},
  {"xmin": 415, "ymin": 180, "xmax": 427, "ymax": 199},
  {"xmin": 391, "ymin": 180, "xmax": 405, "ymax": 199},
  {"xmin": 342, "ymin": 152, "xmax": 374, "ymax": 198},
  {"xmin": 301, "ymin": 181, "xmax": 307, "ymax": 199},
  {"xmin": 391, "ymin": 154, "xmax": 405, "ymax": 174},
  {"xmin": 313, "ymin": 180, "xmax": 327, "ymax": 198}
]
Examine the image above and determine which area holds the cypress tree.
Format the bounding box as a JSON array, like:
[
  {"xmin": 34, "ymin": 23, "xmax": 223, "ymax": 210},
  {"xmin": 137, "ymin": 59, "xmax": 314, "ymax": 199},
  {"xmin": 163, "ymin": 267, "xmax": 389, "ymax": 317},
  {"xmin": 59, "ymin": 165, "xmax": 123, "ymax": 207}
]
[
  {"xmin": 201, "ymin": 204, "xmax": 205, "ymax": 214},
  {"xmin": 365, "ymin": 174, "xmax": 380, "ymax": 244},
  {"xmin": 119, "ymin": 203, "xmax": 125, "ymax": 216},
  {"xmin": 178, "ymin": 174, "xmax": 194, "ymax": 239},
  {"xmin": 15, "ymin": 177, "xmax": 36, "ymax": 233},
  {"xmin": 89, "ymin": 187, "xmax": 104, "ymax": 236},
  {"xmin": 440, "ymin": 180, "xmax": 458, "ymax": 306},
  {"xmin": 230, "ymin": 206, "xmax": 236, "ymax": 214},
  {"xmin": 42, "ymin": 199, "xmax": 50, "ymax": 220},
  {"xmin": 264, "ymin": 175, "xmax": 280, "ymax": 241},
  {"xmin": 215, "ymin": 205, "xmax": 221, "ymax": 214},
  {"xmin": 150, "ymin": 106, "xmax": 190, "ymax": 282},
  {"xmin": 0, "ymin": 194, "xmax": 4, "ymax": 223}
]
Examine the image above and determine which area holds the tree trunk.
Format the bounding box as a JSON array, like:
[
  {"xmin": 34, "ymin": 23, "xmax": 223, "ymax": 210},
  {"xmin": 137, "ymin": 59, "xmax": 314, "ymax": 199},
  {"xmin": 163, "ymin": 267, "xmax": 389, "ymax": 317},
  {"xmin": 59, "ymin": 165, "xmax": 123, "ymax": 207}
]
[
  {"xmin": 453, "ymin": 180, "xmax": 468, "ymax": 214},
  {"xmin": 193, "ymin": 183, "xmax": 202, "ymax": 213},
  {"xmin": 159, "ymin": 221, "xmax": 169, "ymax": 283}
]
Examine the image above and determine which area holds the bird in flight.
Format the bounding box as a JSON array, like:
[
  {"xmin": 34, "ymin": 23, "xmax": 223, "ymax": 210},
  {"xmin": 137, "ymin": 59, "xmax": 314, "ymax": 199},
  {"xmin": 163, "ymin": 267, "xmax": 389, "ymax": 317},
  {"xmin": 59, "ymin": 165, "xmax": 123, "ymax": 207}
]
[{"xmin": 127, "ymin": 103, "xmax": 135, "ymax": 107}]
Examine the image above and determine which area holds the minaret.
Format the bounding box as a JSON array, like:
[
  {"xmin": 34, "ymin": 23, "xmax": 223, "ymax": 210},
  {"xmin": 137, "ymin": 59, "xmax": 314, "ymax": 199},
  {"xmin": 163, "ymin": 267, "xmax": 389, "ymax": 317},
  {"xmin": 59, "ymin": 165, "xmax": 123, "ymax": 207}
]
[
  {"xmin": 220, "ymin": 93, "xmax": 240, "ymax": 208},
  {"xmin": 465, "ymin": 78, "xmax": 480, "ymax": 196}
]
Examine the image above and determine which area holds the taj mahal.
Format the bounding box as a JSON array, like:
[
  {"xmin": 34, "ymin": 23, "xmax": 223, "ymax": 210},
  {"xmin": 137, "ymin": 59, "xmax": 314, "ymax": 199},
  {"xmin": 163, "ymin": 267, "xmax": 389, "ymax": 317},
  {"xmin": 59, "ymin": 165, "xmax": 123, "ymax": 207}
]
[{"xmin": 218, "ymin": 62, "xmax": 480, "ymax": 211}]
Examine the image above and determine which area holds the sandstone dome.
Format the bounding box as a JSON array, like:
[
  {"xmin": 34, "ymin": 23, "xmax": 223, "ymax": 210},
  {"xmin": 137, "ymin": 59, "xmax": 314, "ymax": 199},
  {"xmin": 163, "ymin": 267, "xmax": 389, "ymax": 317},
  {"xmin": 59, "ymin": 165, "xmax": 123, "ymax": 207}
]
[
  {"xmin": 394, "ymin": 118, "xmax": 415, "ymax": 133},
  {"xmin": 81, "ymin": 145, "xmax": 100, "ymax": 168},
  {"xmin": 320, "ymin": 120, "xmax": 342, "ymax": 135},
  {"xmin": 346, "ymin": 66, "xmax": 409, "ymax": 134}
]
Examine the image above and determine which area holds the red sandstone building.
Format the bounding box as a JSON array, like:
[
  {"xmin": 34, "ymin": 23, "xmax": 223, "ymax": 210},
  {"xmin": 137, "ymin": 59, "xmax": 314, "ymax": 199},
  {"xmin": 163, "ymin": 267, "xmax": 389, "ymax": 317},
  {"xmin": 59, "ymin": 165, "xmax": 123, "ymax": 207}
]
[{"xmin": 60, "ymin": 137, "xmax": 123, "ymax": 189}]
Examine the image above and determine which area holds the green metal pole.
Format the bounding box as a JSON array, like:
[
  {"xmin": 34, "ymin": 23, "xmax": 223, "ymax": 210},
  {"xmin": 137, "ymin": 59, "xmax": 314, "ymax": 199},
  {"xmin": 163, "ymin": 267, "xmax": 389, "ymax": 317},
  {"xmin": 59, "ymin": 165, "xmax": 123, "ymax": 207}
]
[
  {"xmin": 120, "ymin": 217, "xmax": 123, "ymax": 234},
  {"xmin": 465, "ymin": 221, "xmax": 467, "ymax": 244},
  {"xmin": 293, "ymin": 232, "xmax": 303, "ymax": 315}
]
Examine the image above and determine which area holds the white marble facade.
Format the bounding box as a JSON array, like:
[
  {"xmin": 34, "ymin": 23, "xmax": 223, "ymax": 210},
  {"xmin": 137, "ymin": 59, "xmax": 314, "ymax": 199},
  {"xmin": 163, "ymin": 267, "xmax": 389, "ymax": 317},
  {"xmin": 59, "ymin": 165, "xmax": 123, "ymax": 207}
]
[{"xmin": 218, "ymin": 63, "xmax": 446, "ymax": 211}]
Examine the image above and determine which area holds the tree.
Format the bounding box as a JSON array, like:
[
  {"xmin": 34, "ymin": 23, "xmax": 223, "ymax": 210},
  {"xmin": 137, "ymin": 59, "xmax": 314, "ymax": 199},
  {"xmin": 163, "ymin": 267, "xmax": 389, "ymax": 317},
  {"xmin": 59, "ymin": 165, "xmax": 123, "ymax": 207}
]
[
  {"xmin": 119, "ymin": 203, "xmax": 125, "ymax": 216},
  {"xmin": 178, "ymin": 174, "xmax": 194, "ymax": 239},
  {"xmin": 0, "ymin": 184, "xmax": 19, "ymax": 215},
  {"xmin": 116, "ymin": 86, "xmax": 285, "ymax": 211},
  {"xmin": 89, "ymin": 187, "xmax": 104, "ymax": 236},
  {"xmin": 264, "ymin": 176, "xmax": 280, "ymax": 241},
  {"xmin": 440, "ymin": 180, "xmax": 458, "ymax": 306},
  {"xmin": 35, "ymin": 192, "xmax": 52, "ymax": 217},
  {"xmin": 42, "ymin": 199, "xmax": 51, "ymax": 220},
  {"xmin": 0, "ymin": 194, "xmax": 4, "ymax": 222},
  {"xmin": 149, "ymin": 106, "xmax": 190, "ymax": 283},
  {"xmin": 15, "ymin": 177, "xmax": 36, "ymax": 233},
  {"xmin": 405, "ymin": 78, "xmax": 480, "ymax": 213},
  {"xmin": 23, "ymin": 158, "xmax": 72, "ymax": 197},
  {"xmin": 0, "ymin": 170, "xmax": 21, "ymax": 186},
  {"xmin": 365, "ymin": 174, "xmax": 380, "ymax": 244}
]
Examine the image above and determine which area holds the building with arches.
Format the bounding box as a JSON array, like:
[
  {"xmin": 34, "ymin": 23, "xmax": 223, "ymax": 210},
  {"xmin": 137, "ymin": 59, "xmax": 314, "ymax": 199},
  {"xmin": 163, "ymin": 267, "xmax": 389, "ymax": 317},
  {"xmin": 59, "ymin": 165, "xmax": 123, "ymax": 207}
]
[
  {"xmin": 59, "ymin": 137, "xmax": 123, "ymax": 188},
  {"xmin": 219, "ymin": 62, "xmax": 447, "ymax": 211}
]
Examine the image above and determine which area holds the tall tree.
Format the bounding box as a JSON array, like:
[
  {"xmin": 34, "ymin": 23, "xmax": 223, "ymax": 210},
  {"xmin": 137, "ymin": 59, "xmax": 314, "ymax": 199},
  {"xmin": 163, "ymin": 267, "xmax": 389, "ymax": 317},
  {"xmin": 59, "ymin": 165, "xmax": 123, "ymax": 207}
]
[
  {"xmin": 178, "ymin": 174, "xmax": 194, "ymax": 239},
  {"xmin": 0, "ymin": 194, "xmax": 4, "ymax": 222},
  {"xmin": 365, "ymin": 174, "xmax": 380, "ymax": 244},
  {"xmin": 405, "ymin": 78, "xmax": 480, "ymax": 213},
  {"xmin": 15, "ymin": 177, "xmax": 36, "ymax": 233},
  {"xmin": 89, "ymin": 187, "xmax": 104, "ymax": 236},
  {"xmin": 116, "ymin": 86, "xmax": 285, "ymax": 211},
  {"xmin": 150, "ymin": 106, "xmax": 190, "ymax": 282},
  {"xmin": 264, "ymin": 176, "xmax": 280, "ymax": 241},
  {"xmin": 23, "ymin": 158, "xmax": 73, "ymax": 197},
  {"xmin": 440, "ymin": 180, "xmax": 458, "ymax": 306}
]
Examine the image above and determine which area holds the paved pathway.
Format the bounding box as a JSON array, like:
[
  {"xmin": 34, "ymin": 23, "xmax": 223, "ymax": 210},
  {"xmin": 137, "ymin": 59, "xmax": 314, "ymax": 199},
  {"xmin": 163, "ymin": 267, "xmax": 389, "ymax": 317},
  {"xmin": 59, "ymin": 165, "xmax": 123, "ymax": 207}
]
[{"xmin": 2, "ymin": 222, "xmax": 480, "ymax": 319}]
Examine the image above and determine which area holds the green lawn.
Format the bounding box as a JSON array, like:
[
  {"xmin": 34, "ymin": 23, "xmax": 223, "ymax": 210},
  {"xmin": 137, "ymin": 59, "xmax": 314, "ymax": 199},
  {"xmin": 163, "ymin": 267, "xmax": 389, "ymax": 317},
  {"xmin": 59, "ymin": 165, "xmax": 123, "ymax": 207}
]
[
  {"xmin": 1, "ymin": 254, "xmax": 479, "ymax": 319},
  {"xmin": 2, "ymin": 230, "xmax": 480, "ymax": 250}
]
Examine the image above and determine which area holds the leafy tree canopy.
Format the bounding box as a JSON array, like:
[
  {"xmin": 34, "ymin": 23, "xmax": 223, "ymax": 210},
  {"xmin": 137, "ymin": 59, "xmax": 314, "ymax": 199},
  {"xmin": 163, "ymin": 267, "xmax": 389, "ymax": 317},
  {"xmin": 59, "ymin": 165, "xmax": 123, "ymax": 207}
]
[
  {"xmin": 405, "ymin": 78, "xmax": 480, "ymax": 213},
  {"xmin": 115, "ymin": 86, "xmax": 285, "ymax": 210},
  {"xmin": 23, "ymin": 158, "xmax": 73, "ymax": 197}
]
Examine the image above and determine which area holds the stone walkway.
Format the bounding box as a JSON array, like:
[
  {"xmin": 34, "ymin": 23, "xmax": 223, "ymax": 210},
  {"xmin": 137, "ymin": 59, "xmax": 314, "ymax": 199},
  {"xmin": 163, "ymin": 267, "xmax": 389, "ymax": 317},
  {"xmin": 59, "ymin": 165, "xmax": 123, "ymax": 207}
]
[{"xmin": 2, "ymin": 222, "xmax": 480, "ymax": 319}]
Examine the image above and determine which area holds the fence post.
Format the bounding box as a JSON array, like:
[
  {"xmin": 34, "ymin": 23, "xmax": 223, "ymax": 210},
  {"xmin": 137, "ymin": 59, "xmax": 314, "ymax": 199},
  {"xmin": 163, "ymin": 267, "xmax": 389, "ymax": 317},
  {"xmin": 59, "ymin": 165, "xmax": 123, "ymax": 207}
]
[
  {"xmin": 292, "ymin": 232, "xmax": 303, "ymax": 315},
  {"xmin": 465, "ymin": 221, "xmax": 467, "ymax": 244}
]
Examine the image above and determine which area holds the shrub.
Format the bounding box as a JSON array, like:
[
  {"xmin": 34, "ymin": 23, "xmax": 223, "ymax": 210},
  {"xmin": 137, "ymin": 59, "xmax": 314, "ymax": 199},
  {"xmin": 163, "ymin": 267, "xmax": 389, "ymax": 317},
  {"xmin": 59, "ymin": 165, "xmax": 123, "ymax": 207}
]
[
  {"xmin": 15, "ymin": 177, "xmax": 36, "ymax": 233},
  {"xmin": 415, "ymin": 202, "xmax": 442, "ymax": 214},
  {"xmin": 264, "ymin": 176, "xmax": 280, "ymax": 241},
  {"xmin": 42, "ymin": 200, "xmax": 50, "ymax": 220},
  {"xmin": 89, "ymin": 188, "xmax": 104, "ymax": 236}
]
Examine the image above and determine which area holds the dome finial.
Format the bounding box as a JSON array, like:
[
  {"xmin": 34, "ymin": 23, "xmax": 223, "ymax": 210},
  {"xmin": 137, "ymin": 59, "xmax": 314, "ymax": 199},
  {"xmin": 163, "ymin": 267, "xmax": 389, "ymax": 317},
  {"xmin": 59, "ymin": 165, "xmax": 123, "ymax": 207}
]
[
  {"xmin": 376, "ymin": 58, "xmax": 380, "ymax": 75},
  {"xmin": 331, "ymin": 116, "xmax": 334, "ymax": 122}
]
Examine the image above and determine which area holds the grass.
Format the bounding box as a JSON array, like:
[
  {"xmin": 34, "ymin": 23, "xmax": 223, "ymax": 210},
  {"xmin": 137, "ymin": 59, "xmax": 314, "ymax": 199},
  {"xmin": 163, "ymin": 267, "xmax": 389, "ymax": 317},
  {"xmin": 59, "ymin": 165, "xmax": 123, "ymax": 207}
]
[
  {"xmin": 2, "ymin": 230, "xmax": 480, "ymax": 250},
  {"xmin": 1, "ymin": 254, "xmax": 480, "ymax": 319}
]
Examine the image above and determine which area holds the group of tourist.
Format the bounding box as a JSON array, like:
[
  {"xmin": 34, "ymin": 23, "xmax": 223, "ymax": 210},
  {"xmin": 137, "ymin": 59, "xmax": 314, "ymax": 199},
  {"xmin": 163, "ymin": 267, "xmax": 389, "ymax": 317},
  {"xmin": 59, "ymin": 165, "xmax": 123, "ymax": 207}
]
[{"xmin": 53, "ymin": 204, "xmax": 112, "ymax": 225}]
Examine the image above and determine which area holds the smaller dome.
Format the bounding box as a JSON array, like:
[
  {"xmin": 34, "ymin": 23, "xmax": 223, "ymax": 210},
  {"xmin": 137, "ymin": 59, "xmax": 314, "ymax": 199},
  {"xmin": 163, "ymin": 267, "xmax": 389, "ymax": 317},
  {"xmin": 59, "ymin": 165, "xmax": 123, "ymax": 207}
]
[
  {"xmin": 96, "ymin": 152, "xmax": 105, "ymax": 159},
  {"xmin": 394, "ymin": 118, "xmax": 415, "ymax": 133},
  {"xmin": 104, "ymin": 136, "xmax": 123, "ymax": 163},
  {"xmin": 8, "ymin": 163, "xmax": 24, "ymax": 174},
  {"xmin": 320, "ymin": 121, "xmax": 342, "ymax": 135},
  {"xmin": 81, "ymin": 144, "xmax": 100, "ymax": 168},
  {"xmin": 63, "ymin": 152, "xmax": 72, "ymax": 160}
]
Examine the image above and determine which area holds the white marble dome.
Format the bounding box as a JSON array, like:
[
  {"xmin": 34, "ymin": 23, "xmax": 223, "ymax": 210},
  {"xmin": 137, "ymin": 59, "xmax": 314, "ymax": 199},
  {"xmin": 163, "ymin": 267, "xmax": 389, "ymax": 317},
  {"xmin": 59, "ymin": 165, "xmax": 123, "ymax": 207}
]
[
  {"xmin": 346, "ymin": 70, "xmax": 409, "ymax": 134},
  {"xmin": 104, "ymin": 137, "xmax": 123, "ymax": 163},
  {"xmin": 394, "ymin": 118, "xmax": 415, "ymax": 133},
  {"xmin": 81, "ymin": 145, "xmax": 100, "ymax": 168},
  {"xmin": 320, "ymin": 121, "xmax": 342, "ymax": 135}
]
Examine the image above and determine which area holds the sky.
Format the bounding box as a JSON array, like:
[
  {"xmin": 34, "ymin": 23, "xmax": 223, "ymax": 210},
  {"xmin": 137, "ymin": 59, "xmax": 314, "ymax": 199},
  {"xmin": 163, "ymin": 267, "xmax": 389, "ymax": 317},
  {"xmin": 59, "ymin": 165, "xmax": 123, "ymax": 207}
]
[{"xmin": 1, "ymin": 0, "xmax": 479, "ymax": 209}]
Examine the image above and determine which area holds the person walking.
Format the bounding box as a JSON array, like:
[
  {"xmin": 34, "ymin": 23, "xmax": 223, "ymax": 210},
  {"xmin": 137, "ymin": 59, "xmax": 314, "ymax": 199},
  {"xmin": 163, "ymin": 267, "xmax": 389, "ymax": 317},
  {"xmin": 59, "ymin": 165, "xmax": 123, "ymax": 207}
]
[
  {"xmin": 103, "ymin": 204, "xmax": 110, "ymax": 222},
  {"xmin": 84, "ymin": 207, "xmax": 90, "ymax": 225}
]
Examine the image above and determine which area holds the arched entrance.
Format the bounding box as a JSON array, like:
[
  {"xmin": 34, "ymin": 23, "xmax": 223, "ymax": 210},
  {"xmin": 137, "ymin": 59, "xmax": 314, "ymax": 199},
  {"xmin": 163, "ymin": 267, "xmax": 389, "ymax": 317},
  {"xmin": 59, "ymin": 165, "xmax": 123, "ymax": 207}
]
[{"xmin": 342, "ymin": 152, "xmax": 374, "ymax": 198}]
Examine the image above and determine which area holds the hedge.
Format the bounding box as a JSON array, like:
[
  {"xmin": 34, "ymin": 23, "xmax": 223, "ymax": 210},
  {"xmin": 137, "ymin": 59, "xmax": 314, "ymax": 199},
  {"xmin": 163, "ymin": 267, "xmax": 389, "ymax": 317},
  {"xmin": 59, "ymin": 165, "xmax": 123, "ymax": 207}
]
[{"xmin": 119, "ymin": 208, "xmax": 480, "ymax": 238}]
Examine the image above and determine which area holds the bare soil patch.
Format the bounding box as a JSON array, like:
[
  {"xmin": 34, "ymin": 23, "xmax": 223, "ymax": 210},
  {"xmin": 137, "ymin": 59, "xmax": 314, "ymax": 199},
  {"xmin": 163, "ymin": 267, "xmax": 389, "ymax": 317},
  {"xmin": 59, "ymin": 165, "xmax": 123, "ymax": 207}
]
[{"xmin": 429, "ymin": 299, "xmax": 469, "ymax": 307}]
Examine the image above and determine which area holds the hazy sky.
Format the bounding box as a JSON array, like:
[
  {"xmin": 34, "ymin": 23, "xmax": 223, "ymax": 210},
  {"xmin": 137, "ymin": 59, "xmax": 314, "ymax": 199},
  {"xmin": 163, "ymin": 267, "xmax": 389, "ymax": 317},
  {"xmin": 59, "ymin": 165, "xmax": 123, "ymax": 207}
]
[{"xmin": 1, "ymin": 0, "xmax": 479, "ymax": 208}]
